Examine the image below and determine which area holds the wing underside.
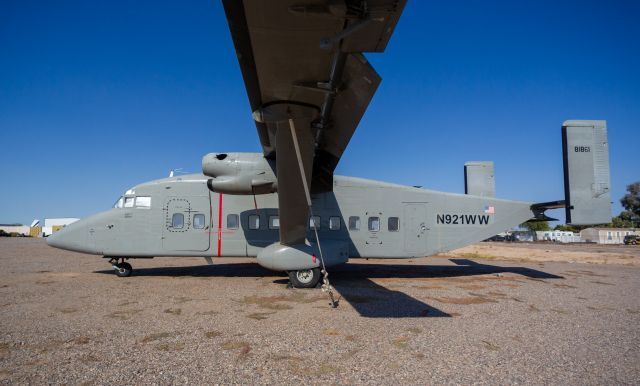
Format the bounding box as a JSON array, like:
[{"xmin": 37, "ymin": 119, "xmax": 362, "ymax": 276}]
[{"xmin": 222, "ymin": 0, "xmax": 406, "ymax": 245}]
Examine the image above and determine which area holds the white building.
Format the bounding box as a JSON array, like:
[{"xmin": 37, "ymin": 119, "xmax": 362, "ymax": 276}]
[
  {"xmin": 0, "ymin": 224, "xmax": 30, "ymax": 236},
  {"xmin": 536, "ymin": 230, "xmax": 581, "ymax": 243},
  {"xmin": 42, "ymin": 218, "xmax": 79, "ymax": 237},
  {"xmin": 580, "ymin": 228, "xmax": 639, "ymax": 244}
]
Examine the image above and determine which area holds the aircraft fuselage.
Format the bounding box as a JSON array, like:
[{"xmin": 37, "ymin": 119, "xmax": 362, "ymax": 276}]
[{"xmin": 48, "ymin": 173, "xmax": 534, "ymax": 262}]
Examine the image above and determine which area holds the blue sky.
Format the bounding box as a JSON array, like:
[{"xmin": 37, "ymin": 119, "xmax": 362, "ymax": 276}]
[{"xmin": 1, "ymin": 0, "xmax": 638, "ymax": 225}]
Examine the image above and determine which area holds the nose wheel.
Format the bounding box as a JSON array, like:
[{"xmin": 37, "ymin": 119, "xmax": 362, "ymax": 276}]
[{"xmin": 109, "ymin": 258, "xmax": 133, "ymax": 277}]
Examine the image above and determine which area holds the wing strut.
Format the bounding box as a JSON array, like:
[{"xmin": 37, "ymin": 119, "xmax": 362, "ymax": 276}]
[{"xmin": 288, "ymin": 118, "xmax": 338, "ymax": 308}]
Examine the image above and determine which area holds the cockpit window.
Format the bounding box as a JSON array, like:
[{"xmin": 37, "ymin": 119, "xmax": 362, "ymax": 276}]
[
  {"xmin": 135, "ymin": 196, "xmax": 151, "ymax": 208},
  {"xmin": 124, "ymin": 197, "xmax": 135, "ymax": 208},
  {"xmin": 113, "ymin": 197, "xmax": 124, "ymax": 209}
]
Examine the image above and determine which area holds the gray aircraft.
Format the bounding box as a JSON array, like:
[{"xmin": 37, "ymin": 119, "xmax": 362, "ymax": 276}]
[{"xmin": 48, "ymin": 1, "xmax": 611, "ymax": 289}]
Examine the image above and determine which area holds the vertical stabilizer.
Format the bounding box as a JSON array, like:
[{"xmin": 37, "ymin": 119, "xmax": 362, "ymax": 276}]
[
  {"xmin": 562, "ymin": 120, "xmax": 611, "ymax": 225},
  {"xmin": 464, "ymin": 161, "xmax": 495, "ymax": 197}
]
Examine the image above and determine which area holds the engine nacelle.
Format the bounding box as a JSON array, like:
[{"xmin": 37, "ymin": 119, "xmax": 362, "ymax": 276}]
[{"xmin": 202, "ymin": 152, "xmax": 277, "ymax": 195}]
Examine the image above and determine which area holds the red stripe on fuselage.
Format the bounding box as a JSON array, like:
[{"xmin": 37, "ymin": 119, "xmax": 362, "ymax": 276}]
[{"xmin": 217, "ymin": 193, "xmax": 223, "ymax": 257}]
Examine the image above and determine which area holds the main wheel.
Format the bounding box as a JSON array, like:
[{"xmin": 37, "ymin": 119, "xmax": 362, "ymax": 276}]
[
  {"xmin": 115, "ymin": 262, "xmax": 132, "ymax": 277},
  {"xmin": 288, "ymin": 268, "xmax": 321, "ymax": 288}
]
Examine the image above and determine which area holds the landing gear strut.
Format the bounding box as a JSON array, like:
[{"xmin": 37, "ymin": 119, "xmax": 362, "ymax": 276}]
[
  {"xmin": 109, "ymin": 257, "xmax": 132, "ymax": 277},
  {"xmin": 288, "ymin": 268, "xmax": 321, "ymax": 288}
]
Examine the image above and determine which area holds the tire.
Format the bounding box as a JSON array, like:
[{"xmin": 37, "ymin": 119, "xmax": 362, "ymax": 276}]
[
  {"xmin": 288, "ymin": 268, "xmax": 321, "ymax": 288},
  {"xmin": 115, "ymin": 262, "xmax": 132, "ymax": 277}
]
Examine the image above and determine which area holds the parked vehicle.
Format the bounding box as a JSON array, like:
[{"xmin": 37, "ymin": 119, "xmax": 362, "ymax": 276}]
[{"xmin": 624, "ymin": 235, "xmax": 639, "ymax": 245}]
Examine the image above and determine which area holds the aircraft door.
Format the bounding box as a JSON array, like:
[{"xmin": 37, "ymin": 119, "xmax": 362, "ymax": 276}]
[
  {"xmin": 403, "ymin": 203, "xmax": 427, "ymax": 255},
  {"xmin": 162, "ymin": 196, "xmax": 211, "ymax": 252}
]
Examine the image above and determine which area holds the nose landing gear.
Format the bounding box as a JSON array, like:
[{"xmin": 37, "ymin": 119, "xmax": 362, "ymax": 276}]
[{"xmin": 109, "ymin": 257, "xmax": 132, "ymax": 277}]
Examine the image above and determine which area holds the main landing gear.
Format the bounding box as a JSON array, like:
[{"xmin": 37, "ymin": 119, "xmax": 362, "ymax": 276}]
[
  {"xmin": 109, "ymin": 257, "xmax": 132, "ymax": 277},
  {"xmin": 288, "ymin": 268, "xmax": 321, "ymax": 288}
]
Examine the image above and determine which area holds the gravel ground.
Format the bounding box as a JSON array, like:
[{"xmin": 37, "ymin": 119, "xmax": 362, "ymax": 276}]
[
  {"xmin": 0, "ymin": 238, "xmax": 639, "ymax": 384},
  {"xmin": 442, "ymin": 241, "xmax": 640, "ymax": 266}
]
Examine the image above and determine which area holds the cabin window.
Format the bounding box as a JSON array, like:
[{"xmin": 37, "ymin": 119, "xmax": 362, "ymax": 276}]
[
  {"xmin": 114, "ymin": 197, "xmax": 124, "ymax": 209},
  {"xmin": 348, "ymin": 216, "xmax": 360, "ymax": 231},
  {"xmin": 227, "ymin": 214, "xmax": 239, "ymax": 229},
  {"xmin": 135, "ymin": 196, "xmax": 151, "ymax": 208},
  {"xmin": 368, "ymin": 217, "xmax": 380, "ymax": 232},
  {"xmin": 329, "ymin": 216, "xmax": 340, "ymax": 230},
  {"xmin": 171, "ymin": 213, "xmax": 184, "ymax": 229},
  {"xmin": 193, "ymin": 214, "xmax": 205, "ymax": 229},
  {"xmin": 269, "ymin": 216, "xmax": 279, "ymax": 229},
  {"xmin": 124, "ymin": 197, "xmax": 135, "ymax": 208},
  {"xmin": 309, "ymin": 216, "xmax": 320, "ymax": 230},
  {"xmin": 388, "ymin": 217, "xmax": 400, "ymax": 232},
  {"xmin": 249, "ymin": 214, "xmax": 260, "ymax": 230}
]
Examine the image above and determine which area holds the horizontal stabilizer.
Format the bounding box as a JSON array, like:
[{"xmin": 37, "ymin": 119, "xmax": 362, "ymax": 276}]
[
  {"xmin": 530, "ymin": 200, "xmax": 564, "ymax": 222},
  {"xmin": 562, "ymin": 120, "xmax": 611, "ymax": 225},
  {"xmin": 464, "ymin": 161, "xmax": 495, "ymax": 197}
]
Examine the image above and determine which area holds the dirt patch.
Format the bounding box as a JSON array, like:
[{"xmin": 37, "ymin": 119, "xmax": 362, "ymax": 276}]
[
  {"xmin": 565, "ymin": 270, "xmax": 608, "ymax": 277},
  {"xmin": 458, "ymin": 284, "xmax": 487, "ymax": 290},
  {"xmin": 239, "ymin": 295, "xmax": 294, "ymax": 310},
  {"xmin": 79, "ymin": 354, "xmax": 100, "ymax": 364},
  {"xmin": 439, "ymin": 242, "xmax": 640, "ymax": 266},
  {"xmin": 72, "ymin": 336, "xmax": 90, "ymax": 345},
  {"xmin": 322, "ymin": 328, "xmax": 340, "ymax": 336},
  {"xmin": 283, "ymin": 357, "xmax": 341, "ymax": 377},
  {"xmin": 415, "ymin": 285, "xmax": 446, "ymax": 289},
  {"xmin": 221, "ymin": 340, "xmax": 251, "ymax": 352},
  {"xmin": 481, "ymin": 340, "xmax": 500, "ymax": 351},
  {"xmin": 587, "ymin": 305, "xmax": 615, "ymax": 311},
  {"xmin": 553, "ymin": 283, "xmax": 577, "ymax": 289},
  {"xmin": 196, "ymin": 310, "xmax": 219, "ymax": 316},
  {"xmin": 239, "ymin": 292, "xmax": 325, "ymax": 310},
  {"xmin": 392, "ymin": 336, "xmax": 410, "ymax": 349},
  {"xmin": 141, "ymin": 332, "xmax": 176, "ymax": 343},
  {"xmin": 427, "ymin": 295, "xmax": 497, "ymax": 305},
  {"xmin": 164, "ymin": 308, "xmax": 182, "ymax": 315},
  {"xmin": 0, "ymin": 343, "xmax": 10, "ymax": 358},
  {"xmin": 156, "ymin": 342, "xmax": 185, "ymax": 351},
  {"xmin": 106, "ymin": 309, "xmax": 143, "ymax": 320},
  {"xmin": 246, "ymin": 311, "xmax": 276, "ymax": 320}
]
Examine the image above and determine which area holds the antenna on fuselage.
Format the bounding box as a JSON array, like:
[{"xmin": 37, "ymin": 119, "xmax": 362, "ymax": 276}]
[{"xmin": 169, "ymin": 168, "xmax": 185, "ymax": 177}]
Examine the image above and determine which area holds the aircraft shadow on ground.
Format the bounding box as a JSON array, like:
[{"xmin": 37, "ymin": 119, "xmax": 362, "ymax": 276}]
[{"xmin": 95, "ymin": 258, "xmax": 562, "ymax": 318}]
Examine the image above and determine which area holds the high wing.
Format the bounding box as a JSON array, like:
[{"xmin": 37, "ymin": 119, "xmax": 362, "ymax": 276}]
[{"xmin": 222, "ymin": 0, "xmax": 406, "ymax": 246}]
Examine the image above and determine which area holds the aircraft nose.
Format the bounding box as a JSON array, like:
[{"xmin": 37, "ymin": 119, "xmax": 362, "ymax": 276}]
[
  {"xmin": 46, "ymin": 229, "xmax": 70, "ymax": 250},
  {"xmin": 46, "ymin": 225, "xmax": 88, "ymax": 252}
]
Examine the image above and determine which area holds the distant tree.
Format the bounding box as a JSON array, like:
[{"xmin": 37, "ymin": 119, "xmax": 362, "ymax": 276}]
[
  {"xmin": 554, "ymin": 224, "xmax": 579, "ymax": 232},
  {"xmin": 611, "ymin": 211, "xmax": 636, "ymax": 228},
  {"xmin": 521, "ymin": 221, "xmax": 550, "ymax": 231},
  {"xmin": 621, "ymin": 182, "xmax": 640, "ymax": 217}
]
